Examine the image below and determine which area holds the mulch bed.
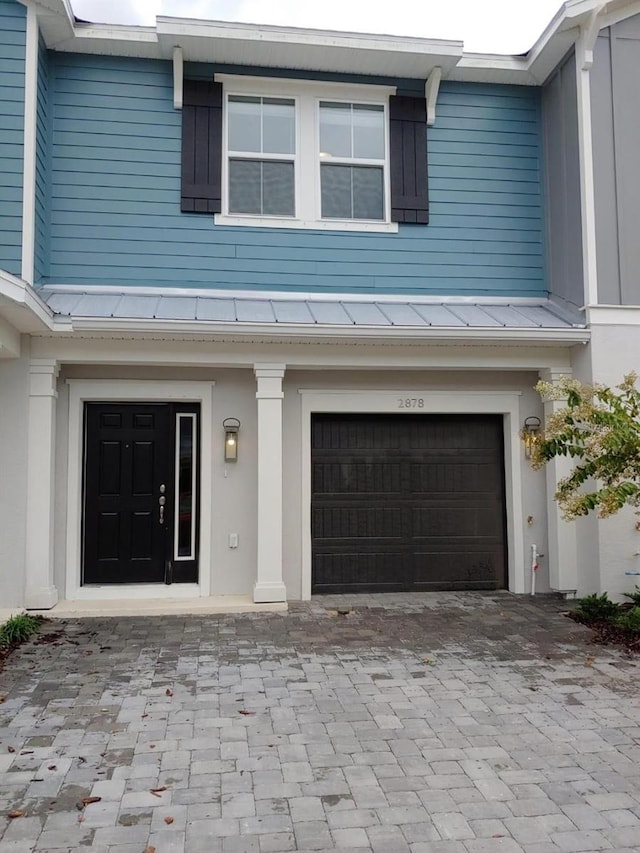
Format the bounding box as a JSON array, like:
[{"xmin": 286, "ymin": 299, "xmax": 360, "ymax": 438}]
[{"xmin": 568, "ymin": 612, "xmax": 640, "ymax": 655}]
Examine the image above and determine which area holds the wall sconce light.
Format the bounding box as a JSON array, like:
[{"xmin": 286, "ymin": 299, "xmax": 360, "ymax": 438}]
[
  {"xmin": 223, "ymin": 417, "xmax": 240, "ymax": 462},
  {"xmin": 522, "ymin": 416, "xmax": 542, "ymax": 459}
]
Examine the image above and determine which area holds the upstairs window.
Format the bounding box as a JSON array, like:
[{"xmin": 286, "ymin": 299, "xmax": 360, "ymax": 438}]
[
  {"xmin": 227, "ymin": 96, "xmax": 296, "ymax": 217},
  {"xmin": 181, "ymin": 76, "xmax": 429, "ymax": 231},
  {"xmin": 319, "ymin": 102, "xmax": 386, "ymax": 221}
]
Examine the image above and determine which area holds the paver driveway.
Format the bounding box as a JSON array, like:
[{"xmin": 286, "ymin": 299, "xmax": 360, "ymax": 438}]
[{"xmin": 1, "ymin": 593, "xmax": 639, "ymax": 853}]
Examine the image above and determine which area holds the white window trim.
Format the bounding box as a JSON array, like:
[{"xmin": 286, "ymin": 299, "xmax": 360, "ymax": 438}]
[
  {"xmin": 214, "ymin": 74, "xmax": 399, "ymax": 233},
  {"xmin": 65, "ymin": 380, "xmax": 214, "ymax": 602},
  {"xmin": 298, "ymin": 389, "xmax": 526, "ymax": 600}
]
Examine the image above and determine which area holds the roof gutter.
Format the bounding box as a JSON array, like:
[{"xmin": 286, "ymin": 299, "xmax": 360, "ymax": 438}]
[{"xmin": 62, "ymin": 316, "xmax": 590, "ymax": 345}]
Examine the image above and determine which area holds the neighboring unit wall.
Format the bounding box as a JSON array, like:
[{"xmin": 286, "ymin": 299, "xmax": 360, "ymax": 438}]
[
  {"xmin": 541, "ymin": 51, "xmax": 584, "ymax": 309},
  {"xmin": 591, "ymin": 18, "xmax": 640, "ymax": 306},
  {"xmin": 45, "ymin": 53, "xmax": 544, "ymax": 297},
  {"xmin": 0, "ymin": 345, "xmax": 30, "ymax": 607},
  {"xmin": 0, "ymin": 0, "xmax": 26, "ymax": 276}
]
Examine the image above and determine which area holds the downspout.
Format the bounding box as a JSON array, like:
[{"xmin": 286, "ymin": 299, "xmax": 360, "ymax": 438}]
[{"xmin": 575, "ymin": 4, "xmax": 606, "ymax": 309}]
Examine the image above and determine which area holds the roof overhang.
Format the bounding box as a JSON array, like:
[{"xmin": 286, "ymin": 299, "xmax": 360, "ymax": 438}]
[
  {"xmin": 0, "ymin": 270, "xmax": 58, "ymax": 356},
  {"xmin": 35, "ymin": 286, "xmax": 590, "ymax": 349},
  {"xmin": 25, "ymin": 0, "xmax": 640, "ymax": 86}
]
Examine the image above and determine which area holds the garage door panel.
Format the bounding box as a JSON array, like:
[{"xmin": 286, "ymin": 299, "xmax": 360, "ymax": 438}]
[
  {"xmin": 412, "ymin": 505, "xmax": 503, "ymax": 538},
  {"xmin": 311, "ymin": 413, "xmax": 507, "ymax": 594},
  {"xmin": 413, "ymin": 549, "xmax": 504, "ymax": 590},
  {"xmin": 313, "ymin": 461, "xmax": 403, "ymax": 493},
  {"xmin": 314, "ymin": 551, "xmax": 410, "ymax": 593},
  {"xmin": 313, "ymin": 505, "xmax": 405, "ymax": 539}
]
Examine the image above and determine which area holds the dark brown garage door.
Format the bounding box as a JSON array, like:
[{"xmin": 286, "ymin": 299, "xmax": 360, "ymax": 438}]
[{"xmin": 311, "ymin": 413, "xmax": 507, "ymax": 593}]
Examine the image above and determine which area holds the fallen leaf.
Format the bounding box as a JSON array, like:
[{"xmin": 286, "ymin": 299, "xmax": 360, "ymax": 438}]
[
  {"xmin": 141, "ymin": 713, "xmax": 149, "ymax": 718},
  {"xmin": 150, "ymin": 786, "xmax": 167, "ymax": 797},
  {"xmin": 82, "ymin": 797, "xmax": 102, "ymax": 805},
  {"xmin": 7, "ymin": 746, "xmax": 15, "ymax": 753},
  {"xmin": 21, "ymin": 750, "xmax": 33, "ymax": 755},
  {"xmin": 149, "ymin": 744, "xmax": 156, "ymax": 749},
  {"xmin": 492, "ymin": 834, "xmax": 505, "ymax": 838},
  {"xmin": 48, "ymin": 765, "xmax": 57, "ymax": 771},
  {"xmin": 585, "ymin": 656, "xmax": 595, "ymax": 666},
  {"xmin": 78, "ymin": 756, "xmax": 86, "ymax": 764},
  {"xmin": 164, "ymin": 816, "xmax": 174, "ymax": 825},
  {"xmin": 0, "ymin": 696, "xmax": 4, "ymax": 703},
  {"xmin": 8, "ymin": 810, "xmax": 25, "ymax": 819},
  {"xmin": 238, "ymin": 710, "xmax": 255, "ymax": 716},
  {"xmin": 165, "ymin": 688, "xmax": 173, "ymax": 697},
  {"xmin": 145, "ymin": 847, "xmax": 156, "ymax": 853}
]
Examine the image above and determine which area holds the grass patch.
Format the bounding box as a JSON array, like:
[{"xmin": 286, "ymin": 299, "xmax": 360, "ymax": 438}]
[{"xmin": 0, "ymin": 614, "xmax": 43, "ymax": 649}]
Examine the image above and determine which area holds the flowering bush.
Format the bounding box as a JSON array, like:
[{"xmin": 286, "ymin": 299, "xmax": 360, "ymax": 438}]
[{"xmin": 532, "ymin": 372, "xmax": 640, "ymax": 519}]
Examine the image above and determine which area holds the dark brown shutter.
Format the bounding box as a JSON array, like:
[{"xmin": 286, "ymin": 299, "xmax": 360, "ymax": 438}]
[
  {"xmin": 181, "ymin": 80, "xmax": 223, "ymax": 214},
  {"xmin": 389, "ymin": 95, "xmax": 429, "ymax": 224}
]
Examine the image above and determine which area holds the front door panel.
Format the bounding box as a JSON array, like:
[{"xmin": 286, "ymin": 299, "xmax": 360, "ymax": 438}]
[{"xmin": 82, "ymin": 402, "xmax": 199, "ymax": 585}]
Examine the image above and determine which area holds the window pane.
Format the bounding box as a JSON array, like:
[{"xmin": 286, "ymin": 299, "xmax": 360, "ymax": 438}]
[
  {"xmin": 353, "ymin": 104, "xmax": 385, "ymax": 159},
  {"xmin": 177, "ymin": 416, "xmax": 194, "ymax": 559},
  {"xmin": 321, "ymin": 164, "xmax": 352, "ymax": 219},
  {"xmin": 262, "ymin": 161, "xmax": 295, "ymax": 216},
  {"xmin": 262, "ymin": 98, "xmax": 295, "ymax": 155},
  {"xmin": 229, "ymin": 159, "xmax": 262, "ymax": 214},
  {"xmin": 229, "ymin": 159, "xmax": 294, "ymax": 216},
  {"xmin": 319, "ymin": 102, "xmax": 351, "ymax": 158},
  {"xmin": 228, "ymin": 96, "xmax": 261, "ymax": 152},
  {"xmin": 321, "ymin": 164, "xmax": 384, "ymax": 220},
  {"xmin": 353, "ymin": 165, "xmax": 384, "ymax": 220}
]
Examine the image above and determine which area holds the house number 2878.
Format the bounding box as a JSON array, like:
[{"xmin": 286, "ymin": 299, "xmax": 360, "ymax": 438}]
[{"xmin": 397, "ymin": 398, "xmax": 425, "ymax": 408}]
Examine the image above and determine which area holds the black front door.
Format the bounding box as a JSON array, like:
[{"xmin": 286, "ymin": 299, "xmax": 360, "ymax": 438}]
[{"xmin": 82, "ymin": 402, "xmax": 199, "ymax": 585}]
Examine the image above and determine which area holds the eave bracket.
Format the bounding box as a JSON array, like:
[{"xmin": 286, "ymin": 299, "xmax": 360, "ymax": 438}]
[
  {"xmin": 425, "ymin": 66, "xmax": 442, "ymax": 126},
  {"xmin": 173, "ymin": 46, "xmax": 183, "ymax": 109}
]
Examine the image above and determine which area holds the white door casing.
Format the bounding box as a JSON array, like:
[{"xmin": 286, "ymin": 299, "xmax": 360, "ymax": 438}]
[{"xmin": 65, "ymin": 380, "xmax": 214, "ymax": 601}]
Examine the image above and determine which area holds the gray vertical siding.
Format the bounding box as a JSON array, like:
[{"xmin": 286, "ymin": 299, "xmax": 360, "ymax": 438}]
[
  {"xmin": 541, "ymin": 51, "xmax": 584, "ymax": 309},
  {"xmin": 591, "ymin": 16, "xmax": 640, "ymax": 306},
  {"xmin": 0, "ymin": 0, "xmax": 26, "ymax": 276}
]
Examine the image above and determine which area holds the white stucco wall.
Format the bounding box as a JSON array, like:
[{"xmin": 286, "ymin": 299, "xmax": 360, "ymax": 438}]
[
  {"xmin": 0, "ymin": 340, "xmax": 30, "ymax": 607},
  {"xmin": 36, "ymin": 351, "xmax": 564, "ymax": 604},
  {"xmin": 585, "ymin": 325, "xmax": 640, "ymax": 599}
]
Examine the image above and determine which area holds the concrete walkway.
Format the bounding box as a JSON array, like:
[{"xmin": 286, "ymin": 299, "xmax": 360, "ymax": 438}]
[{"xmin": 0, "ymin": 592, "xmax": 639, "ymax": 852}]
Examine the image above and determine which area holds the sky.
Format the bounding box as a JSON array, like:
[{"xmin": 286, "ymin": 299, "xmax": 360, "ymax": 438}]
[{"xmin": 70, "ymin": 0, "xmax": 567, "ymax": 55}]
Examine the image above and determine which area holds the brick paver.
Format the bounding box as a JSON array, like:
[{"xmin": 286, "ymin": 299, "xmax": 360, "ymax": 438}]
[{"xmin": 0, "ymin": 592, "xmax": 639, "ymax": 852}]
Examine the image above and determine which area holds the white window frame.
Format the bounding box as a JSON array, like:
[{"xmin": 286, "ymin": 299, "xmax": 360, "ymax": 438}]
[
  {"xmin": 215, "ymin": 74, "xmax": 398, "ymax": 233},
  {"xmin": 317, "ymin": 99, "xmax": 389, "ymax": 223},
  {"xmin": 226, "ymin": 94, "xmax": 298, "ymax": 219}
]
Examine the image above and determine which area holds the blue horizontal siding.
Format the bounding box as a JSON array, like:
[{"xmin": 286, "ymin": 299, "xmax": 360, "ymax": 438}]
[
  {"xmin": 45, "ymin": 54, "xmax": 545, "ymax": 296},
  {"xmin": 0, "ymin": 0, "xmax": 25, "ymax": 276}
]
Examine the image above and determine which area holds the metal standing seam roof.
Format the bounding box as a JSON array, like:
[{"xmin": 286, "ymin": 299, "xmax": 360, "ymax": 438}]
[{"xmin": 39, "ymin": 289, "xmax": 586, "ymax": 331}]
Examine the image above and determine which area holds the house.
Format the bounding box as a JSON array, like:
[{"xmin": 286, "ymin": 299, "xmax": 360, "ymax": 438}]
[{"xmin": 0, "ymin": 0, "xmax": 638, "ymax": 611}]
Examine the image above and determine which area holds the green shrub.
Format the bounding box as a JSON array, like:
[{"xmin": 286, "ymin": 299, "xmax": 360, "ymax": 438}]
[
  {"xmin": 574, "ymin": 592, "xmax": 621, "ymax": 623},
  {"xmin": 0, "ymin": 614, "xmax": 42, "ymax": 648},
  {"xmin": 623, "ymin": 585, "xmax": 640, "ymax": 606},
  {"xmin": 617, "ymin": 606, "xmax": 640, "ymax": 633}
]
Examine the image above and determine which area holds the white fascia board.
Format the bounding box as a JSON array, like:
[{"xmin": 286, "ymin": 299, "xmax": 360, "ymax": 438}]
[
  {"xmin": 587, "ymin": 305, "xmax": 640, "ymax": 325},
  {"xmin": 65, "ymin": 317, "xmax": 590, "ymax": 345},
  {"xmin": 0, "ymin": 269, "xmax": 56, "ymax": 332}
]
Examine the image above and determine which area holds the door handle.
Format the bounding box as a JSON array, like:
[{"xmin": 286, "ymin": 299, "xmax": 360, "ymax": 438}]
[{"xmin": 159, "ymin": 486, "xmax": 166, "ymax": 525}]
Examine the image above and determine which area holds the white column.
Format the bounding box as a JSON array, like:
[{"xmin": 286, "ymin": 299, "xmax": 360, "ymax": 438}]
[
  {"xmin": 253, "ymin": 364, "xmax": 287, "ymax": 603},
  {"xmin": 539, "ymin": 368, "xmax": 578, "ymax": 594},
  {"xmin": 24, "ymin": 359, "xmax": 60, "ymax": 609}
]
